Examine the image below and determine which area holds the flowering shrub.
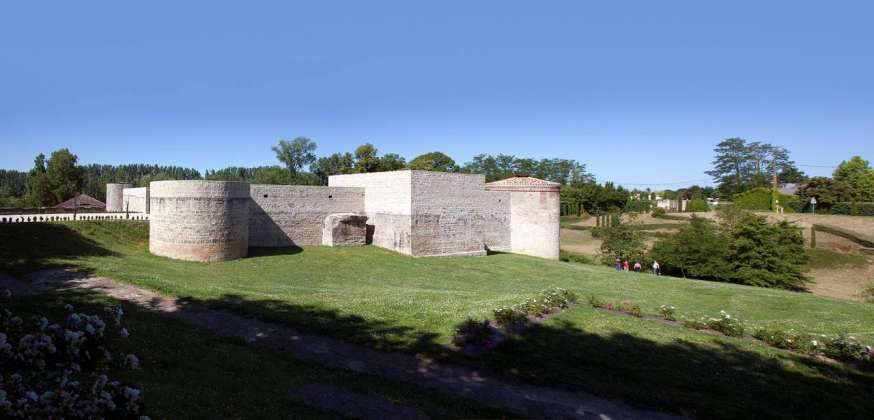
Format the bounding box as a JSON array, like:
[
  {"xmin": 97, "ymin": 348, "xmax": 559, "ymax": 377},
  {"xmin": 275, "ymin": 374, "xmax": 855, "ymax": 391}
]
[
  {"xmin": 0, "ymin": 291, "xmax": 147, "ymax": 419},
  {"xmin": 752, "ymin": 327, "xmax": 816, "ymax": 353},
  {"xmin": 540, "ymin": 287, "xmax": 578, "ymax": 309},
  {"xmin": 629, "ymin": 305, "xmax": 642, "ymax": 318},
  {"xmin": 822, "ymin": 334, "xmax": 867, "ymax": 362},
  {"xmin": 682, "ymin": 317, "xmax": 708, "ymax": 330},
  {"xmin": 493, "ymin": 307, "xmax": 529, "ymax": 331},
  {"xmin": 706, "ymin": 311, "xmax": 745, "ymax": 337},
  {"xmin": 658, "ymin": 305, "xmax": 677, "ymax": 321},
  {"xmin": 451, "ymin": 318, "xmax": 494, "ymax": 348},
  {"xmin": 518, "ymin": 298, "xmax": 552, "ymax": 317}
]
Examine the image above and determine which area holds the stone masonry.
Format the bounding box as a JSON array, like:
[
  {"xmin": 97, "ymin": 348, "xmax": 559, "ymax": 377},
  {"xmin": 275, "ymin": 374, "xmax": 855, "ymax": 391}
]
[
  {"xmin": 322, "ymin": 213, "xmax": 368, "ymax": 246},
  {"xmin": 105, "ymin": 183, "xmax": 133, "ymax": 212},
  {"xmin": 122, "ymin": 187, "xmax": 149, "ymax": 214},
  {"xmin": 144, "ymin": 170, "xmax": 560, "ymax": 262}
]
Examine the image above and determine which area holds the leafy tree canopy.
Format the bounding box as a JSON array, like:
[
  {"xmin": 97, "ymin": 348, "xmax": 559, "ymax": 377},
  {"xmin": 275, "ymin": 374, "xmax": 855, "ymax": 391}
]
[
  {"xmin": 273, "ymin": 137, "xmax": 317, "ymax": 175},
  {"xmin": 408, "ymin": 151, "xmax": 458, "ymax": 172}
]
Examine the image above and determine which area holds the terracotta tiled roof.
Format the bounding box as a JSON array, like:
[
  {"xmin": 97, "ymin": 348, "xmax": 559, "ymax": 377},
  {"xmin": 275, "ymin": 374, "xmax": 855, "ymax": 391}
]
[
  {"xmin": 52, "ymin": 194, "xmax": 106, "ymax": 210},
  {"xmin": 485, "ymin": 175, "xmax": 560, "ymax": 192}
]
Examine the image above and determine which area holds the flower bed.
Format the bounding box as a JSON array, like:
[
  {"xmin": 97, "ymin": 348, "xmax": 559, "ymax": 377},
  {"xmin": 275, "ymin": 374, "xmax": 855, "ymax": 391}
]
[
  {"xmin": 452, "ymin": 287, "xmax": 578, "ymax": 353},
  {"xmin": 586, "ymin": 294, "xmax": 874, "ymax": 366}
]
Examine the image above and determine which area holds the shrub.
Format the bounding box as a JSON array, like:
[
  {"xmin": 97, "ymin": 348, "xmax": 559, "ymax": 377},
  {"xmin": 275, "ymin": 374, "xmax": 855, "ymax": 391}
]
[
  {"xmin": 651, "ymin": 207, "xmax": 667, "ymax": 218},
  {"xmin": 0, "ymin": 293, "xmax": 146, "ymax": 419},
  {"xmin": 822, "ymin": 333, "xmax": 867, "ymax": 361},
  {"xmin": 688, "ymin": 198, "xmax": 710, "ymax": 212},
  {"xmin": 629, "ymin": 305, "xmax": 642, "ymax": 318},
  {"xmin": 682, "ymin": 317, "xmax": 708, "ymax": 330},
  {"xmin": 559, "ymin": 250, "xmax": 593, "ymax": 265},
  {"xmin": 752, "ymin": 327, "xmax": 816, "ymax": 353},
  {"xmin": 492, "ymin": 307, "xmax": 529, "ymax": 331},
  {"xmin": 540, "ymin": 287, "xmax": 577, "ymax": 309},
  {"xmin": 452, "ymin": 318, "xmax": 493, "ymax": 347},
  {"xmin": 588, "ymin": 295, "xmax": 605, "ymax": 308},
  {"xmin": 519, "ymin": 298, "xmax": 552, "ymax": 317},
  {"xmin": 733, "ymin": 187, "xmax": 798, "ymax": 211},
  {"xmin": 706, "ymin": 311, "xmax": 745, "ymax": 337},
  {"xmin": 658, "ymin": 305, "xmax": 677, "ymax": 321},
  {"xmin": 831, "ymin": 202, "xmax": 874, "ymax": 216}
]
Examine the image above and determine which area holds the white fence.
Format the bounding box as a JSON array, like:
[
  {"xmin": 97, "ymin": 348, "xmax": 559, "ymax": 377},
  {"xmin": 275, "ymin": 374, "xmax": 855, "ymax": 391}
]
[{"xmin": 0, "ymin": 213, "xmax": 149, "ymax": 224}]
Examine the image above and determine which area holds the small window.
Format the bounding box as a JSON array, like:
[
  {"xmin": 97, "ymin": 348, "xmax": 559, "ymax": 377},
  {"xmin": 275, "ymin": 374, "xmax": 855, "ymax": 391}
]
[
  {"xmin": 328, "ymin": 195, "xmax": 333, "ymax": 199},
  {"xmin": 263, "ymin": 194, "xmax": 268, "ymax": 198}
]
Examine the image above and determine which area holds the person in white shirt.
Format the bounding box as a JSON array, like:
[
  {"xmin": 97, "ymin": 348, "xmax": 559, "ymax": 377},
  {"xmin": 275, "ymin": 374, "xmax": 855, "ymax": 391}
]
[{"xmin": 652, "ymin": 260, "xmax": 661, "ymax": 276}]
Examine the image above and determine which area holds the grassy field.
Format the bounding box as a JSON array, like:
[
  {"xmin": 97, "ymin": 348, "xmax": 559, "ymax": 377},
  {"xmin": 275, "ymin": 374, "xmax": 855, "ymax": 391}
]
[
  {"xmin": 3, "ymin": 221, "xmax": 874, "ymax": 419},
  {"xmin": 6, "ymin": 290, "xmax": 508, "ymax": 419}
]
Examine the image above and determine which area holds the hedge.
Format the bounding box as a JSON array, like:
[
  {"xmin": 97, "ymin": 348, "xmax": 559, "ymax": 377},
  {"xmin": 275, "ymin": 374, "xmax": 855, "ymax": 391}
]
[
  {"xmin": 733, "ymin": 187, "xmax": 799, "ymax": 211},
  {"xmin": 830, "ymin": 202, "xmax": 874, "ymax": 216},
  {"xmin": 813, "ymin": 224, "xmax": 874, "ymax": 248}
]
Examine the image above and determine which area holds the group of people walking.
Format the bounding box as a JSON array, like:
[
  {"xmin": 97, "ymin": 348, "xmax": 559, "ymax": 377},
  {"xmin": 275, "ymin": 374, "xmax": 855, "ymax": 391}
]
[{"xmin": 615, "ymin": 259, "xmax": 660, "ymax": 275}]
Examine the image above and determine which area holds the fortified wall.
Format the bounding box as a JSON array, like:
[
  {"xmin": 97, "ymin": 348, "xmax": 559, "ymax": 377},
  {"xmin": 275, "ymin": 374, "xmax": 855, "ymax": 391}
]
[
  {"xmin": 116, "ymin": 170, "xmax": 560, "ymax": 262},
  {"xmin": 105, "ymin": 183, "xmax": 133, "ymax": 212},
  {"xmin": 122, "ymin": 187, "xmax": 149, "ymax": 214}
]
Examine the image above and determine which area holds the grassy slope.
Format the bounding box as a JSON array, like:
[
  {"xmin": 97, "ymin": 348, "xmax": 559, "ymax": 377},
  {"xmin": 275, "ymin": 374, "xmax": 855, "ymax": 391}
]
[
  {"xmin": 4, "ymin": 221, "xmax": 874, "ymax": 419},
  {"xmin": 4, "ymin": 221, "xmax": 874, "ymax": 351},
  {"xmin": 5, "ymin": 290, "xmax": 508, "ymax": 419}
]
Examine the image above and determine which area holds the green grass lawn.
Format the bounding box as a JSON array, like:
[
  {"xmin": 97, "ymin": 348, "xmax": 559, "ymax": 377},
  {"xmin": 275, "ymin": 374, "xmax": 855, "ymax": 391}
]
[
  {"xmin": 5, "ymin": 290, "xmax": 508, "ymax": 419},
  {"xmin": 806, "ymin": 248, "xmax": 869, "ymax": 269},
  {"xmin": 3, "ymin": 221, "xmax": 874, "ymax": 419}
]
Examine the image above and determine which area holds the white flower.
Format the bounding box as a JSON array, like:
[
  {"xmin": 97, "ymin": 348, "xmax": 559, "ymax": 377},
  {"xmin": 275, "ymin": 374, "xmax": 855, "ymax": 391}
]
[{"xmin": 120, "ymin": 328, "xmax": 130, "ymax": 338}]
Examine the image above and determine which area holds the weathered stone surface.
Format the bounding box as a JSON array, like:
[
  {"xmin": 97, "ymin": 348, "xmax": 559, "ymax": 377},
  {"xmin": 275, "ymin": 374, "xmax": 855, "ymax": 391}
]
[
  {"xmin": 122, "ymin": 187, "xmax": 149, "ymax": 214},
  {"xmin": 486, "ymin": 176, "xmax": 561, "ymax": 260},
  {"xmin": 322, "ymin": 213, "xmax": 368, "ymax": 246},
  {"xmin": 249, "ymin": 185, "xmax": 364, "ymax": 247},
  {"xmin": 149, "ymin": 180, "xmax": 250, "ymax": 262},
  {"xmin": 106, "ymin": 183, "xmax": 133, "ymax": 212}
]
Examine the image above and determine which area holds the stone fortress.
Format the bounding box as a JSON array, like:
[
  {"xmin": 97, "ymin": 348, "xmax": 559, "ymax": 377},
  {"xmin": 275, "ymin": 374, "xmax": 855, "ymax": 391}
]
[{"xmin": 109, "ymin": 170, "xmax": 560, "ymax": 262}]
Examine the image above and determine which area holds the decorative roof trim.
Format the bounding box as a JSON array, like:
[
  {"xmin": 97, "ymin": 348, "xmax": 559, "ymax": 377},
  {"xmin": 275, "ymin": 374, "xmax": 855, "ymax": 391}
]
[{"xmin": 485, "ymin": 176, "xmax": 560, "ymax": 192}]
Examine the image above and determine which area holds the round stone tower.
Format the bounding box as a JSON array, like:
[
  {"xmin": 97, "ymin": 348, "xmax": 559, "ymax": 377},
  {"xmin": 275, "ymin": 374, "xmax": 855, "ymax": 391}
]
[
  {"xmin": 105, "ymin": 183, "xmax": 133, "ymax": 212},
  {"xmin": 149, "ymin": 180, "xmax": 251, "ymax": 262},
  {"xmin": 485, "ymin": 175, "xmax": 561, "ymax": 260}
]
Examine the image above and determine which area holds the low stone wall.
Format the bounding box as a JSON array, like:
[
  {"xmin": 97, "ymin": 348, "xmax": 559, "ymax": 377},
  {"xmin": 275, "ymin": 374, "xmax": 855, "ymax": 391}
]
[
  {"xmin": 249, "ymin": 185, "xmax": 365, "ymax": 247},
  {"xmin": 0, "ymin": 213, "xmax": 148, "ymax": 224},
  {"xmin": 330, "ymin": 171, "xmax": 413, "ymax": 255},
  {"xmin": 122, "ymin": 187, "xmax": 149, "ymax": 214}
]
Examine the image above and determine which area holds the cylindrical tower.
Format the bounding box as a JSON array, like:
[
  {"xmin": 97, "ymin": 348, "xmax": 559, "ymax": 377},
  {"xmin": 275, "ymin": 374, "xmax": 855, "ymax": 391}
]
[
  {"xmin": 485, "ymin": 175, "xmax": 561, "ymax": 260},
  {"xmin": 149, "ymin": 180, "xmax": 250, "ymax": 262},
  {"xmin": 106, "ymin": 183, "xmax": 133, "ymax": 212}
]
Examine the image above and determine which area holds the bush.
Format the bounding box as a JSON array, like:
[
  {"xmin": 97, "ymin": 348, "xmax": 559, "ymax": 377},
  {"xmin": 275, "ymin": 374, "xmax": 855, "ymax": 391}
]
[
  {"xmin": 863, "ymin": 282, "xmax": 874, "ymax": 303},
  {"xmin": 658, "ymin": 305, "xmax": 677, "ymax": 321},
  {"xmin": 752, "ymin": 327, "xmax": 816, "ymax": 353},
  {"xmin": 629, "ymin": 305, "xmax": 642, "ymax": 318},
  {"xmin": 831, "ymin": 202, "xmax": 874, "ymax": 216},
  {"xmin": 540, "ymin": 287, "xmax": 578, "ymax": 309},
  {"xmin": 688, "ymin": 198, "xmax": 710, "ymax": 212},
  {"xmin": 822, "ymin": 333, "xmax": 867, "ymax": 362},
  {"xmin": 705, "ymin": 311, "xmax": 745, "ymax": 337},
  {"xmin": 0, "ymin": 294, "xmax": 146, "ymax": 419},
  {"xmin": 559, "ymin": 250, "xmax": 593, "ymax": 265},
  {"xmin": 451, "ymin": 318, "xmax": 493, "ymax": 347},
  {"xmin": 651, "ymin": 207, "xmax": 667, "ymax": 218},
  {"xmin": 492, "ymin": 307, "xmax": 529, "ymax": 331},
  {"xmin": 588, "ymin": 295, "xmax": 605, "ymax": 308},
  {"xmin": 682, "ymin": 317, "xmax": 708, "ymax": 330},
  {"xmin": 733, "ymin": 187, "xmax": 798, "ymax": 211}
]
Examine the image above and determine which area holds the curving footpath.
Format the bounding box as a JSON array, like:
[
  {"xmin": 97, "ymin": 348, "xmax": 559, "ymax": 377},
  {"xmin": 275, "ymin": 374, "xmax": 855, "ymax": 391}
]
[{"xmin": 5, "ymin": 268, "xmax": 684, "ymax": 420}]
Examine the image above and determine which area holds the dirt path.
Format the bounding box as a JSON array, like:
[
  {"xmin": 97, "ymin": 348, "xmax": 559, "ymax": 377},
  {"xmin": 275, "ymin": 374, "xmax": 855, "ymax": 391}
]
[{"xmin": 5, "ymin": 268, "xmax": 683, "ymax": 420}]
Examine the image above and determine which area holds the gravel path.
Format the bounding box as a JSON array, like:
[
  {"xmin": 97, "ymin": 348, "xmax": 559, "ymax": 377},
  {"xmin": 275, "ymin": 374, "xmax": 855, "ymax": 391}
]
[{"xmin": 5, "ymin": 268, "xmax": 684, "ymax": 420}]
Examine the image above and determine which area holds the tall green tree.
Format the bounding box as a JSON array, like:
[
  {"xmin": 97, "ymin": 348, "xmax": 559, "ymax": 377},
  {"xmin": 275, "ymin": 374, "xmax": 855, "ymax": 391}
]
[
  {"xmin": 706, "ymin": 138, "xmax": 803, "ymax": 198},
  {"xmin": 311, "ymin": 152, "xmax": 355, "ymax": 184},
  {"xmin": 353, "ymin": 143, "xmax": 380, "ymax": 173},
  {"xmin": 26, "ymin": 153, "xmax": 53, "ymax": 206},
  {"xmin": 598, "ymin": 214, "xmax": 646, "ymax": 263},
  {"xmin": 376, "ymin": 153, "xmax": 406, "ymax": 171},
  {"xmin": 408, "ymin": 151, "xmax": 457, "ymax": 172},
  {"xmin": 45, "ymin": 148, "xmax": 83, "ymax": 203},
  {"xmin": 272, "ymin": 137, "xmax": 317, "ymax": 175},
  {"xmin": 833, "ymin": 156, "xmax": 874, "ymax": 201}
]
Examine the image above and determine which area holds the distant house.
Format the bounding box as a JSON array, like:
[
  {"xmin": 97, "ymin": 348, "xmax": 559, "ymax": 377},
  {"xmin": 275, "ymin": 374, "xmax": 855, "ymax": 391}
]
[
  {"xmin": 778, "ymin": 183, "xmax": 800, "ymax": 196},
  {"xmin": 52, "ymin": 194, "xmax": 106, "ymax": 211}
]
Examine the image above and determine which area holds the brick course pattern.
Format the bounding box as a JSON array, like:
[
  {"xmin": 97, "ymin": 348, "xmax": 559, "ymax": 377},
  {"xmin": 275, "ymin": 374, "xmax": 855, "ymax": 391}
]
[
  {"xmin": 149, "ymin": 181, "xmax": 250, "ymax": 262},
  {"xmin": 330, "ymin": 171, "xmax": 413, "ymax": 254},
  {"xmin": 105, "ymin": 183, "xmax": 133, "ymax": 212},
  {"xmin": 249, "ymin": 185, "xmax": 365, "ymax": 247},
  {"xmin": 122, "ymin": 187, "xmax": 149, "ymax": 214}
]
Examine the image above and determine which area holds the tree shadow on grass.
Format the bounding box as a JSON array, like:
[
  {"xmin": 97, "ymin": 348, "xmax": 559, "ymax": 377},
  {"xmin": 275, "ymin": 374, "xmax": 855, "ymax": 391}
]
[
  {"xmin": 469, "ymin": 318, "xmax": 874, "ymax": 420},
  {"xmin": 176, "ymin": 293, "xmax": 446, "ymax": 355},
  {"xmin": 0, "ymin": 223, "xmax": 115, "ymax": 276}
]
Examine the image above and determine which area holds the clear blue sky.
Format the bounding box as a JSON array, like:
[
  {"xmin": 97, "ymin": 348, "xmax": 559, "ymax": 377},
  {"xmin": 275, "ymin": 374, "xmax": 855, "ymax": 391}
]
[{"xmin": 1, "ymin": 1, "xmax": 872, "ymax": 188}]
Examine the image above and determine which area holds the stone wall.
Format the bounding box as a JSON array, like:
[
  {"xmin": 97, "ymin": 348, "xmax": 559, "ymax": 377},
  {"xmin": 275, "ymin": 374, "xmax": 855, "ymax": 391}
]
[
  {"xmin": 482, "ymin": 191, "xmax": 512, "ymax": 252},
  {"xmin": 486, "ymin": 176, "xmax": 561, "ymax": 260},
  {"xmin": 106, "ymin": 183, "xmax": 133, "ymax": 212},
  {"xmin": 410, "ymin": 171, "xmax": 490, "ymax": 257},
  {"xmin": 248, "ymin": 185, "xmax": 365, "ymax": 247},
  {"xmin": 149, "ymin": 181, "xmax": 250, "ymax": 262},
  {"xmin": 329, "ymin": 171, "xmax": 413, "ymax": 255},
  {"xmin": 122, "ymin": 187, "xmax": 149, "ymax": 214}
]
